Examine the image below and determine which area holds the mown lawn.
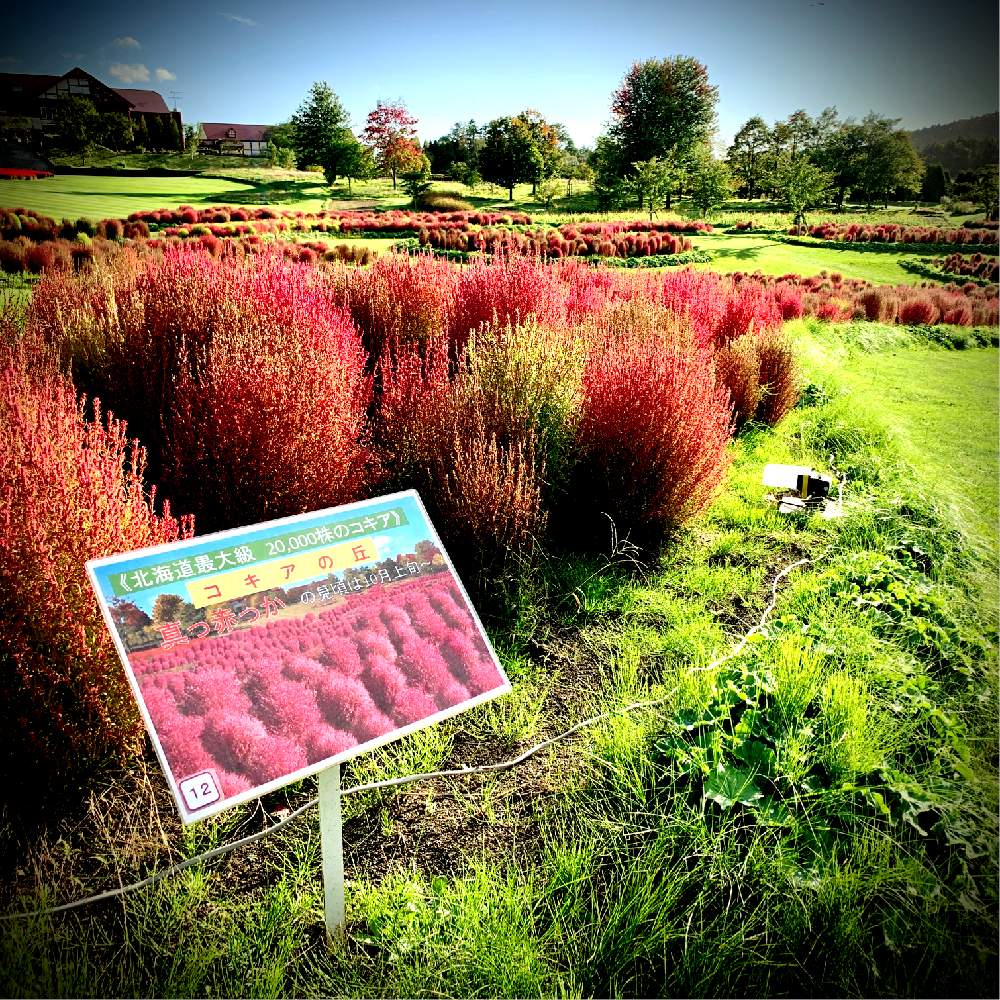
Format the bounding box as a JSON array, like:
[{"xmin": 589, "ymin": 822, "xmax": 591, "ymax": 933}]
[
  {"xmin": 689, "ymin": 231, "xmax": 933, "ymax": 284},
  {"xmin": 1, "ymin": 322, "xmax": 996, "ymax": 998},
  {"xmin": 0, "ymin": 174, "xmax": 261, "ymax": 219}
]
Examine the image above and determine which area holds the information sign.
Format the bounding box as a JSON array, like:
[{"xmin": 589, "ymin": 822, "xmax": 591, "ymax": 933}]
[{"xmin": 87, "ymin": 491, "xmax": 510, "ymax": 825}]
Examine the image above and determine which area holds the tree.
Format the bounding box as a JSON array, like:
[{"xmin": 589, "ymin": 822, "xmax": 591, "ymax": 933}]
[
  {"xmin": 854, "ymin": 115, "xmax": 924, "ymax": 208},
  {"xmin": 479, "ymin": 116, "xmax": 544, "ymax": 201},
  {"xmin": 340, "ymin": 141, "xmax": 376, "ymax": 192},
  {"xmin": 590, "ymin": 135, "xmax": 628, "ymax": 209},
  {"xmin": 400, "ymin": 155, "xmax": 432, "ymax": 208},
  {"xmin": 973, "ymin": 164, "xmax": 999, "ymax": 219},
  {"xmin": 515, "ymin": 109, "xmax": 562, "ymax": 194},
  {"xmin": 101, "ymin": 113, "xmax": 134, "ymax": 152},
  {"xmin": 784, "ymin": 109, "xmax": 817, "ymax": 157},
  {"xmin": 53, "ymin": 95, "xmax": 101, "ymax": 163},
  {"xmin": 608, "ymin": 56, "xmax": 718, "ymax": 169},
  {"xmin": 362, "ymin": 101, "xmax": 419, "ymax": 188},
  {"xmin": 426, "ymin": 120, "xmax": 483, "ymax": 175},
  {"xmin": 817, "ymin": 119, "xmax": 864, "ymax": 209},
  {"xmin": 183, "ymin": 123, "xmax": 203, "ymax": 156},
  {"xmin": 291, "ymin": 81, "xmax": 351, "ymax": 169},
  {"xmin": 110, "ymin": 599, "xmax": 151, "ymax": 630},
  {"xmin": 535, "ymin": 178, "xmax": 562, "ymax": 211},
  {"xmin": 688, "ymin": 146, "xmax": 732, "ymax": 218},
  {"xmin": 322, "ymin": 132, "xmax": 375, "ymax": 191},
  {"xmin": 380, "ymin": 135, "xmax": 425, "ymax": 187},
  {"xmin": 151, "ymin": 593, "xmax": 184, "ymax": 624},
  {"xmin": 774, "ymin": 154, "xmax": 833, "ymax": 229},
  {"xmin": 133, "ymin": 114, "xmax": 150, "ymax": 151},
  {"xmin": 631, "ymin": 157, "xmax": 673, "ymax": 220},
  {"xmin": 727, "ymin": 116, "xmax": 771, "ymax": 200},
  {"xmin": 166, "ymin": 117, "xmax": 182, "ymax": 152},
  {"xmin": 920, "ymin": 162, "xmax": 949, "ymax": 203},
  {"xmin": 265, "ymin": 120, "xmax": 296, "ymax": 167}
]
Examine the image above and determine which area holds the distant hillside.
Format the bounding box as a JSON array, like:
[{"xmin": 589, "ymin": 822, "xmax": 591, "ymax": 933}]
[
  {"xmin": 908, "ymin": 112, "xmax": 997, "ymax": 150},
  {"xmin": 908, "ymin": 113, "xmax": 998, "ymax": 174}
]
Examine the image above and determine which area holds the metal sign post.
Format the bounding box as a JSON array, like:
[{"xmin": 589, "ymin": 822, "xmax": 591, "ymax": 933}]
[{"xmin": 318, "ymin": 763, "xmax": 345, "ymax": 940}]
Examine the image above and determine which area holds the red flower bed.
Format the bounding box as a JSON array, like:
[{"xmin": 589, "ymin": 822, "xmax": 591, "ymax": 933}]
[
  {"xmin": 797, "ymin": 222, "xmax": 998, "ymax": 246},
  {"xmin": 0, "ymin": 168, "xmax": 53, "ymax": 179},
  {"xmin": 0, "ymin": 341, "xmax": 191, "ymax": 790},
  {"xmin": 935, "ymin": 252, "xmax": 999, "ymax": 283}
]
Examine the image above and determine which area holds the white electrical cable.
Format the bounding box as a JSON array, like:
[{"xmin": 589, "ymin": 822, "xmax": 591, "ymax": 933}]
[{"xmin": 1, "ymin": 554, "xmax": 813, "ymax": 921}]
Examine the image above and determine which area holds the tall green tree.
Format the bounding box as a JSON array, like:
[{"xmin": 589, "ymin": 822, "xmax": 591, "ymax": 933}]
[
  {"xmin": 727, "ymin": 116, "xmax": 771, "ymax": 200},
  {"xmin": 688, "ymin": 146, "xmax": 732, "ymax": 218},
  {"xmin": 183, "ymin": 122, "xmax": 202, "ymax": 156},
  {"xmin": 515, "ymin": 109, "xmax": 562, "ymax": 194},
  {"xmin": 101, "ymin": 113, "xmax": 134, "ymax": 152},
  {"xmin": 609, "ymin": 56, "xmax": 718, "ymax": 167},
  {"xmin": 401, "ymin": 154, "xmax": 432, "ymax": 208},
  {"xmin": 54, "ymin": 96, "xmax": 101, "ymax": 162},
  {"xmin": 920, "ymin": 162, "xmax": 949, "ymax": 203},
  {"xmin": 774, "ymin": 154, "xmax": 833, "ymax": 228},
  {"xmin": 631, "ymin": 157, "xmax": 673, "ymax": 220},
  {"xmin": 479, "ymin": 116, "xmax": 544, "ymax": 201},
  {"xmin": 856, "ymin": 116, "xmax": 924, "ymax": 207},
  {"xmin": 323, "ymin": 133, "xmax": 375, "ymax": 192},
  {"xmin": 291, "ymin": 81, "xmax": 351, "ymax": 169}
]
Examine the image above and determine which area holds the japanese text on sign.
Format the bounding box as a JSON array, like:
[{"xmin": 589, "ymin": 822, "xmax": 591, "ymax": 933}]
[
  {"xmin": 188, "ymin": 539, "xmax": 378, "ymax": 608},
  {"xmin": 111, "ymin": 508, "xmax": 406, "ymax": 597}
]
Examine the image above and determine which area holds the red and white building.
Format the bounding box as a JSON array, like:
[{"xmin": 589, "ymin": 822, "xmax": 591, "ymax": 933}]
[
  {"xmin": 0, "ymin": 66, "xmax": 182, "ymax": 147},
  {"xmin": 198, "ymin": 123, "xmax": 272, "ymax": 157}
]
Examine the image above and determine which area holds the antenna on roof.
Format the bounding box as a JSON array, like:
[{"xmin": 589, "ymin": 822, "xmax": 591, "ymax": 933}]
[{"xmin": 169, "ymin": 90, "xmax": 183, "ymax": 110}]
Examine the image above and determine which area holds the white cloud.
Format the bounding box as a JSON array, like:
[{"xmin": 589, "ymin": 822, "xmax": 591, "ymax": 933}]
[
  {"xmin": 155, "ymin": 67, "xmax": 177, "ymax": 82},
  {"xmin": 109, "ymin": 62, "xmax": 151, "ymax": 84},
  {"xmin": 219, "ymin": 11, "xmax": 256, "ymax": 26},
  {"xmin": 113, "ymin": 36, "xmax": 141, "ymax": 49}
]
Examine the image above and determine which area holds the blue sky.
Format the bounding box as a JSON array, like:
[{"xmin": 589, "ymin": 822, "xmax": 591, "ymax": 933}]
[{"xmin": 2, "ymin": 0, "xmax": 996, "ymax": 147}]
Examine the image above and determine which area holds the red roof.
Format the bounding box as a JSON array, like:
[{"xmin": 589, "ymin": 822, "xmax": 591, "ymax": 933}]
[
  {"xmin": 113, "ymin": 88, "xmax": 171, "ymax": 114},
  {"xmin": 202, "ymin": 122, "xmax": 271, "ymax": 142}
]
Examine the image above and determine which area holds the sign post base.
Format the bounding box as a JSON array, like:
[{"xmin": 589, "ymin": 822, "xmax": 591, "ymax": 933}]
[{"xmin": 318, "ymin": 763, "xmax": 345, "ymax": 940}]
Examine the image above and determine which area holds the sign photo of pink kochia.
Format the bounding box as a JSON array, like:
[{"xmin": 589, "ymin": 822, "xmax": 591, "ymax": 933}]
[{"xmin": 86, "ymin": 491, "xmax": 510, "ymax": 823}]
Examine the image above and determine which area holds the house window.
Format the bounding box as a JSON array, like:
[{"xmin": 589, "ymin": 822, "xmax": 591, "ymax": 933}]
[{"xmin": 227, "ymin": 128, "xmax": 236, "ymax": 139}]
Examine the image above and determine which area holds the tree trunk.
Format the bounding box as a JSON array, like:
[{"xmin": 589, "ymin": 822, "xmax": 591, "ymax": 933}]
[
  {"xmin": 391, "ymin": 168, "xmax": 397, "ymax": 189},
  {"xmin": 665, "ymin": 190, "xmax": 672, "ymax": 210},
  {"xmin": 347, "ymin": 176, "xmax": 352, "ymax": 193},
  {"xmin": 508, "ymin": 184, "xmax": 514, "ymax": 201}
]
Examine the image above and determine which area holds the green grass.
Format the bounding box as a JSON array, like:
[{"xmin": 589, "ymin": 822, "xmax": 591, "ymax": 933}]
[
  {"xmin": 0, "ymin": 174, "xmax": 261, "ymax": 219},
  {"xmin": 792, "ymin": 318, "xmax": 999, "ymax": 613},
  {"xmin": 689, "ymin": 231, "xmax": 932, "ymax": 284},
  {"xmin": 1, "ymin": 319, "xmax": 995, "ymax": 998}
]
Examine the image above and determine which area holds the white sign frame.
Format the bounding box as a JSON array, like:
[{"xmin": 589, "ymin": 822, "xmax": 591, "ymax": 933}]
[{"xmin": 86, "ymin": 490, "xmax": 511, "ymax": 826}]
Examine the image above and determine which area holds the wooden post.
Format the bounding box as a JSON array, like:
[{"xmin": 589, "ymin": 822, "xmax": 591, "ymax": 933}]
[{"xmin": 318, "ymin": 764, "xmax": 345, "ymax": 940}]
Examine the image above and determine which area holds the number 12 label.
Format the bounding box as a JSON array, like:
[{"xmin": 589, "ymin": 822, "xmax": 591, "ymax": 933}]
[{"xmin": 179, "ymin": 770, "xmax": 221, "ymax": 811}]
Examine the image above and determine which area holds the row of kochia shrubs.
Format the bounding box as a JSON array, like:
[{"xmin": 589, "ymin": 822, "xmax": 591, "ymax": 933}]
[
  {"xmin": 4, "ymin": 230, "xmax": 996, "ymax": 331},
  {"xmin": 793, "ymin": 221, "xmax": 998, "ymax": 245},
  {"xmin": 4, "ymin": 247, "xmax": 800, "ymax": 789}
]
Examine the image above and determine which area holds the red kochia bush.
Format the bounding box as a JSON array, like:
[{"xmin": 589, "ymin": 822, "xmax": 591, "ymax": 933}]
[
  {"xmin": 0, "ymin": 343, "xmax": 192, "ymax": 791},
  {"xmin": 754, "ymin": 334, "xmax": 799, "ymax": 425},
  {"xmin": 30, "ymin": 247, "xmax": 376, "ymax": 533},
  {"xmin": 566, "ymin": 333, "xmax": 733, "ymax": 546}
]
